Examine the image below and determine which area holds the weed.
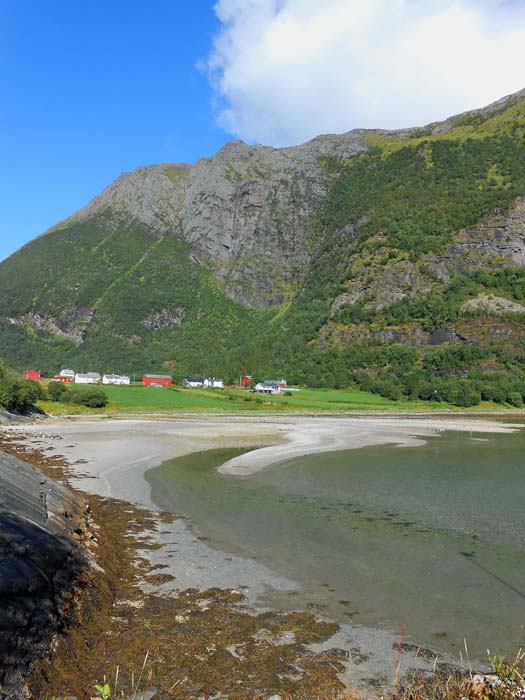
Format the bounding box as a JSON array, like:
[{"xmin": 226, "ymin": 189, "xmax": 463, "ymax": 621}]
[{"xmin": 91, "ymin": 682, "xmax": 111, "ymax": 700}]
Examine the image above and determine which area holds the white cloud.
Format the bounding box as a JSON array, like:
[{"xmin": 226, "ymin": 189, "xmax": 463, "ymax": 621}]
[{"xmin": 207, "ymin": 0, "xmax": 525, "ymax": 146}]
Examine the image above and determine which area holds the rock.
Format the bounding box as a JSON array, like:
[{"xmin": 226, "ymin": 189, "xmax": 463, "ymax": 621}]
[
  {"xmin": 124, "ymin": 689, "xmax": 157, "ymax": 700},
  {"xmin": 143, "ymin": 308, "xmax": 185, "ymax": 331},
  {"xmin": 11, "ymin": 307, "xmax": 96, "ymax": 346},
  {"xmin": 0, "ymin": 450, "xmax": 89, "ymax": 699}
]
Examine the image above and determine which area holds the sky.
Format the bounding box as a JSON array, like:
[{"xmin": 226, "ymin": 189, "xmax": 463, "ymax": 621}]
[{"xmin": 2, "ymin": 0, "xmax": 525, "ymax": 262}]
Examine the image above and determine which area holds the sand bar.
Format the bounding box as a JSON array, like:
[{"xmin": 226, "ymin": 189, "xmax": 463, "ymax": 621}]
[{"xmin": 4, "ymin": 415, "xmax": 520, "ymax": 502}]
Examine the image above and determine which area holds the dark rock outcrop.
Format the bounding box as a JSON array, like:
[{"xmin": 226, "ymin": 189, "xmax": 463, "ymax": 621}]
[{"xmin": 0, "ymin": 450, "xmax": 88, "ymax": 699}]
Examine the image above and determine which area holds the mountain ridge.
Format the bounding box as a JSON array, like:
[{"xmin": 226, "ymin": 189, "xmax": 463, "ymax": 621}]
[
  {"xmin": 2, "ymin": 89, "xmax": 525, "ymax": 406},
  {"xmin": 45, "ymin": 86, "xmax": 525, "ymax": 237}
]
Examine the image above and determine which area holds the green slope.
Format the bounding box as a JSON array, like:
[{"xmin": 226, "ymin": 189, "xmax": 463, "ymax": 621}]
[{"xmin": 0, "ymin": 214, "xmax": 271, "ymax": 378}]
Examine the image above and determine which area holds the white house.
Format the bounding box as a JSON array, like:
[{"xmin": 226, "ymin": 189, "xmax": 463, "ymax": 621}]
[
  {"xmin": 183, "ymin": 378, "xmax": 204, "ymax": 388},
  {"xmin": 102, "ymin": 374, "xmax": 131, "ymax": 386},
  {"xmin": 255, "ymin": 382, "xmax": 278, "ymax": 394},
  {"xmin": 75, "ymin": 372, "xmax": 100, "ymax": 385},
  {"xmin": 203, "ymin": 377, "xmax": 225, "ymax": 389},
  {"xmin": 59, "ymin": 368, "xmax": 76, "ymax": 379},
  {"xmin": 255, "ymin": 379, "xmax": 287, "ymax": 394}
]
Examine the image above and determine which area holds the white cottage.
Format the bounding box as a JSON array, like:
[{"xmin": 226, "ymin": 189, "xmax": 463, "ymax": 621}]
[
  {"xmin": 102, "ymin": 374, "xmax": 131, "ymax": 385},
  {"xmin": 203, "ymin": 378, "xmax": 225, "ymax": 389},
  {"xmin": 75, "ymin": 372, "xmax": 100, "ymax": 385},
  {"xmin": 183, "ymin": 378, "xmax": 204, "ymax": 388}
]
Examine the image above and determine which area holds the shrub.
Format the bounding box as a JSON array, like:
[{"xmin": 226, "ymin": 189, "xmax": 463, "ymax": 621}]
[
  {"xmin": 47, "ymin": 381, "xmax": 69, "ymax": 402},
  {"xmin": 0, "ymin": 361, "xmax": 44, "ymax": 413},
  {"xmin": 69, "ymin": 387, "xmax": 108, "ymax": 408},
  {"xmin": 453, "ymin": 383, "xmax": 481, "ymax": 408},
  {"xmin": 507, "ymin": 392, "xmax": 523, "ymax": 408}
]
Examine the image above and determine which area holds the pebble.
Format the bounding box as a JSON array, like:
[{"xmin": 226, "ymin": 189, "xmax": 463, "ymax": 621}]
[{"xmin": 124, "ymin": 689, "xmax": 157, "ymax": 700}]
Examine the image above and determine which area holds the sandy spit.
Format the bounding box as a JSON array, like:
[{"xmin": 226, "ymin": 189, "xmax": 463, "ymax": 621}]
[{"xmin": 5, "ymin": 414, "xmax": 520, "ymax": 501}]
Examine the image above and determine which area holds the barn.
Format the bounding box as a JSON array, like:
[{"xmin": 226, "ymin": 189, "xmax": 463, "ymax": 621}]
[
  {"xmin": 23, "ymin": 370, "xmax": 41, "ymax": 381},
  {"xmin": 142, "ymin": 374, "xmax": 173, "ymax": 387}
]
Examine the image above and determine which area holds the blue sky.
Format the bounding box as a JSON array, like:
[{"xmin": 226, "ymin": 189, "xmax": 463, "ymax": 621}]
[
  {"xmin": 0, "ymin": 1, "xmax": 225, "ymax": 261},
  {"xmin": 2, "ymin": 0, "xmax": 525, "ymax": 263}
]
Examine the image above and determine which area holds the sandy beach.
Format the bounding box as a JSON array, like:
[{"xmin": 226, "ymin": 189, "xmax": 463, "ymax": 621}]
[
  {"xmin": 4, "ymin": 414, "xmax": 522, "ymax": 688},
  {"xmin": 5, "ymin": 414, "xmax": 520, "ymax": 500}
]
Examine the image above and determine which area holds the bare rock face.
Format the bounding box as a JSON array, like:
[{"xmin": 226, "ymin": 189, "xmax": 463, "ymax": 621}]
[
  {"xmin": 143, "ymin": 307, "xmax": 185, "ymax": 331},
  {"xmin": 50, "ymin": 133, "xmax": 367, "ymax": 309},
  {"xmin": 62, "ymin": 164, "xmax": 191, "ymax": 235},
  {"xmin": 180, "ymin": 136, "xmax": 366, "ymax": 307},
  {"xmin": 449, "ymin": 197, "xmax": 525, "ymax": 268},
  {"xmin": 9, "ymin": 307, "xmax": 96, "ymax": 345}
]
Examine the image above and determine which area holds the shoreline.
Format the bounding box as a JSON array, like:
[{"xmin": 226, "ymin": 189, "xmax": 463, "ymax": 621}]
[
  {"xmin": 6, "ymin": 414, "xmax": 519, "ymax": 488},
  {"xmin": 3, "ymin": 414, "xmax": 521, "ymax": 688}
]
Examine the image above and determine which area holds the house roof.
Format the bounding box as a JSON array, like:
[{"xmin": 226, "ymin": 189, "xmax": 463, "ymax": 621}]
[{"xmin": 144, "ymin": 374, "xmax": 172, "ymax": 379}]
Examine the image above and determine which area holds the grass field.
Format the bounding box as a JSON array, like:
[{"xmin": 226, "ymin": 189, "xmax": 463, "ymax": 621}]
[{"xmin": 36, "ymin": 383, "xmax": 509, "ymax": 416}]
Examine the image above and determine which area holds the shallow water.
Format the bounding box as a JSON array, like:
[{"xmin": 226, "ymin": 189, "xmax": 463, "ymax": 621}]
[{"xmin": 146, "ymin": 430, "xmax": 525, "ymax": 658}]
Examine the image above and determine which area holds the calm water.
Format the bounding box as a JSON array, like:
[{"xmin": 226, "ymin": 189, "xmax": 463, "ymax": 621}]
[{"xmin": 145, "ymin": 430, "xmax": 525, "ymax": 657}]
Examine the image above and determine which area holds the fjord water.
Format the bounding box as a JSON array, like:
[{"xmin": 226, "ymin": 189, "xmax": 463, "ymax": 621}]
[{"xmin": 146, "ymin": 430, "xmax": 525, "ymax": 658}]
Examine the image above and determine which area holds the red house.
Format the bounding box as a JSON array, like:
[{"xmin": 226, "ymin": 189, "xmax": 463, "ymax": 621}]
[
  {"xmin": 24, "ymin": 370, "xmax": 41, "ymax": 382},
  {"xmin": 241, "ymin": 375, "xmax": 252, "ymax": 387},
  {"xmin": 142, "ymin": 374, "xmax": 173, "ymax": 387}
]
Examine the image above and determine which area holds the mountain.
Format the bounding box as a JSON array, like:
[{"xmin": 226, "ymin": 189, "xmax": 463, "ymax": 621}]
[{"xmin": 2, "ymin": 90, "xmax": 525, "ymax": 406}]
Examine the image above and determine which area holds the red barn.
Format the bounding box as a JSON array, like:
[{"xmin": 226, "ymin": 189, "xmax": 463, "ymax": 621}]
[
  {"xmin": 24, "ymin": 370, "xmax": 41, "ymax": 381},
  {"xmin": 241, "ymin": 375, "xmax": 252, "ymax": 387},
  {"xmin": 142, "ymin": 374, "xmax": 173, "ymax": 387}
]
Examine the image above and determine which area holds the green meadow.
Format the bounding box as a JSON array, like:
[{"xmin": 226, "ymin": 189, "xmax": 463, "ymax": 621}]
[{"xmin": 36, "ymin": 383, "xmax": 508, "ymax": 416}]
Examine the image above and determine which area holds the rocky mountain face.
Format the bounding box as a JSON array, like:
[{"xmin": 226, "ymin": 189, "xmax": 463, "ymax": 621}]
[
  {"xmin": 60, "ymin": 134, "xmax": 366, "ymax": 307},
  {"xmin": 1, "ymin": 89, "xmax": 525, "ymax": 396},
  {"xmin": 330, "ymin": 196, "xmax": 525, "ymax": 313}
]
